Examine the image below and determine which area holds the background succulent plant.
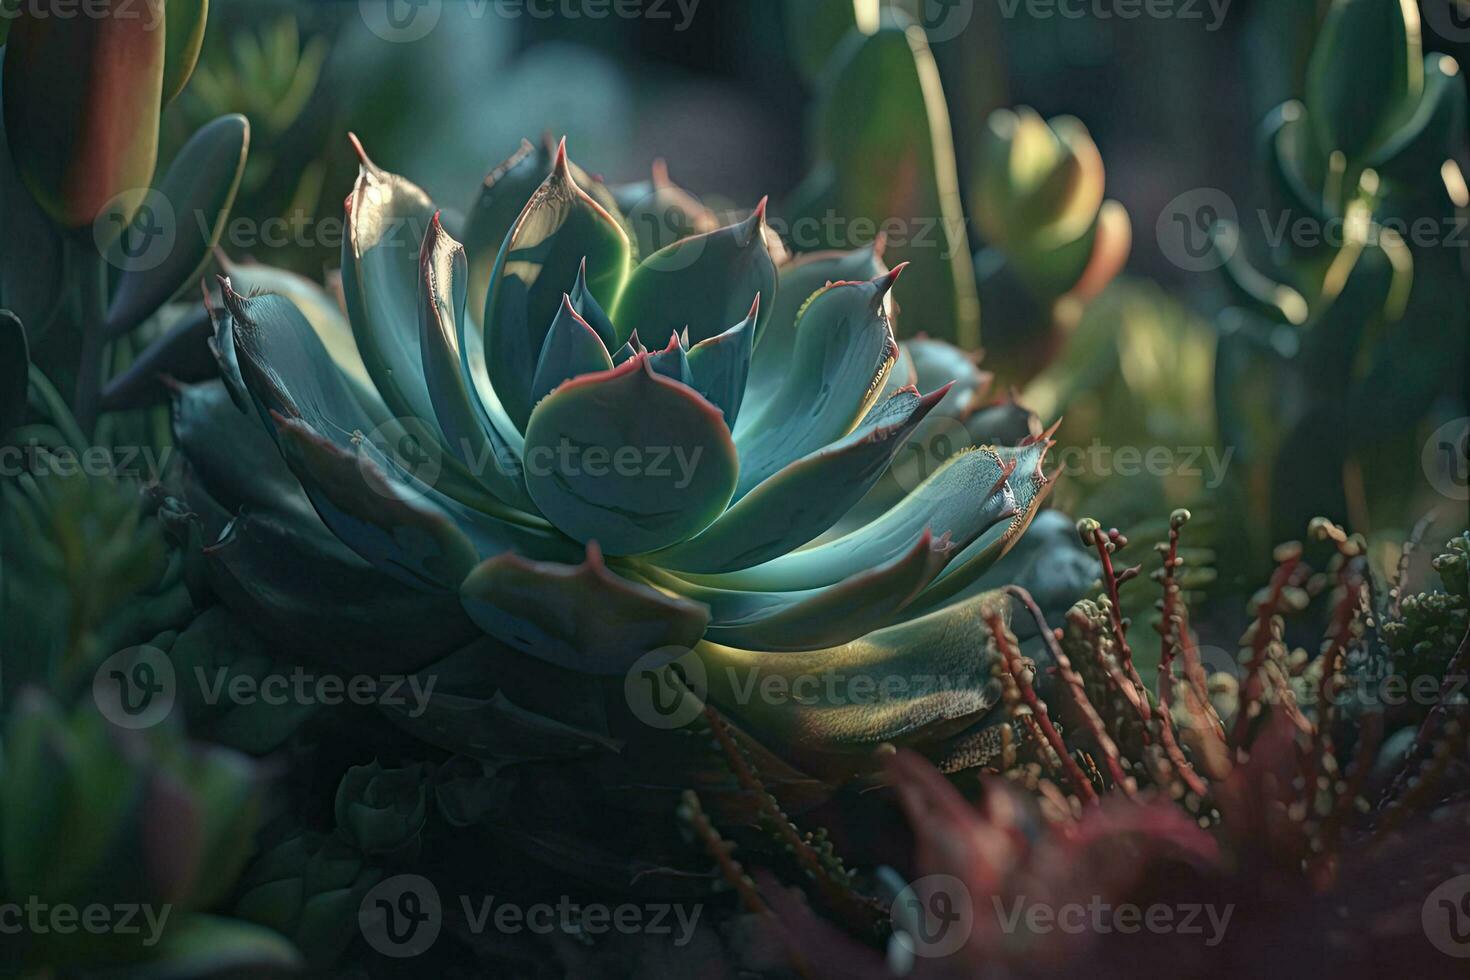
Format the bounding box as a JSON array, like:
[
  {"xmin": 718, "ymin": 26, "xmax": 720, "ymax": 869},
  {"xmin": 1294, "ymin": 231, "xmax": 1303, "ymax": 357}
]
[
  {"xmin": 971, "ymin": 107, "xmax": 1132, "ymax": 382},
  {"xmin": 1211, "ymin": 0, "xmax": 1469, "ymax": 562}
]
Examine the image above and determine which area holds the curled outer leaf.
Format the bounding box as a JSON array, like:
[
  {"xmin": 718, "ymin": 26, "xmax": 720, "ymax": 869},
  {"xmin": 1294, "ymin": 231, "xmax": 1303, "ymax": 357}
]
[
  {"xmin": 693, "ymin": 595, "xmax": 1009, "ymax": 776},
  {"xmin": 460, "ymin": 542, "xmax": 709, "ymax": 675}
]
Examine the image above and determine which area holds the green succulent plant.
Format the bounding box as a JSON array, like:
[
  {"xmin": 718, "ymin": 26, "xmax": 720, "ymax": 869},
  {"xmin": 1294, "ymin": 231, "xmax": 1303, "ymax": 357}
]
[
  {"xmin": 0, "ymin": 689, "xmax": 297, "ymax": 975},
  {"xmin": 177, "ymin": 135, "xmax": 1079, "ymax": 775},
  {"xmin": 1212, "ymin": 0, "xmax": 1469, "ymax": 552},
  {"xmin": 971, "ymin": 107, "xmax": 1132, "ymax": 381},
  {"xmin": 231, "ymin": 831, "xmax": 383, "ymax": 970},
  {"xmin": 333, "ymin": 760, "xmax": 431, "ymax": 860}
]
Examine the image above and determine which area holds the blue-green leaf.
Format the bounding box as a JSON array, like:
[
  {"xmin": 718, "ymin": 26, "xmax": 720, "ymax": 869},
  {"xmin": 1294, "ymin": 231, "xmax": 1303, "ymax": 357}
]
[
  {"xmin": 522, "ymin": 355, "xmax": 738, "ymax": 555},
  {"xmin": 612, "ymin": 201, "xmax": 776, "ymax": 347},
  {"xmin": 732, "ymin": 270, "xmax": 901, "ymax": 495},
  {"xmin": 460, "ymin": 543, "xmax": 708, "ymax": 674},
  {"xmin": 485, "ymin": 140, "xmax": 632, "ymax": 431},
  {"xmin": 530, "ymin": 294, "xmax": 614, "ymax": 406}
]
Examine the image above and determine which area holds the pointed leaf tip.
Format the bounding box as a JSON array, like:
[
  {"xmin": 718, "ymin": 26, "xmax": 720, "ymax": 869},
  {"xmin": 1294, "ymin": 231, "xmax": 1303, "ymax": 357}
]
[
  {"xmin": 736, "ymin": 198, "xmax": 769, "ymax": 247},
  {"xmin": 553, "ymin": 136, "xmax": 571, "ymax": 177},
  {"xmin": 347, "ymin": 132, "xmax": 375, "ymax": 170}
]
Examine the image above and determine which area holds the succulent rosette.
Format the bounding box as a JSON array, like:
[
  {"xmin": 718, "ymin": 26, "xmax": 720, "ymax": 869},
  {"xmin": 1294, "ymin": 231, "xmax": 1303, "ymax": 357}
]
[{"xmin": 180, "ymin": 136, "xmax": 1075, "ymax": 771}]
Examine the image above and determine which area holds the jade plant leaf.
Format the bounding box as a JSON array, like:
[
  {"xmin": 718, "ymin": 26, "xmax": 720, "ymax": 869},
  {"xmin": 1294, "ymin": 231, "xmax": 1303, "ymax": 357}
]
[{"xmin": 104, "ymin": 113, "xmax": 250, "ymax": 339}]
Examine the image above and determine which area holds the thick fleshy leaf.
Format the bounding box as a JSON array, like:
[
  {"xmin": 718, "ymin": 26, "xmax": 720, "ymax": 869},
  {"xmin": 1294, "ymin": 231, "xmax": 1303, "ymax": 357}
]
[
  {"xmin": 418, "ymin": 213, "xmax": 532, "ymax": 509},
  {"xmin": 612, "ymin": 202, "xmax": 776, "ymax": 347},
  {"xmin": 0, "ymin": 310, "xmax": 28, "ymax": 437},
  {"xmin": 341, "ymin": 135, "xmax": 439, "ymax": 425},
  {"xmin": 272, "ymin": 416, "xmax": 479, "ymax": 591},
  {"xmin": 747, "ymin": 242, "xmax": 887, "ymax": 403},
  {"xmin": 645, "ymin": 330, "xmax": 694, "ymax": 386},
  {"xmin": 610, "ymin": 331, "xmax": 645, "ymax": 364},
  {"xmin": 689, "ymin": 444, "xmax": 1018, "ymax": 593},
  {"xmin": 681, "ymin": 531, "xmax": 948, "ymax": 651},
  {"xmin": 732, "ymin": 271, "xmax": 901, "ymax": 495},
  {"xmin": 649, "ymin": 385, "xmax": 948, "ymax": 573},
  {"xmin": 175, "ymin": 381, "xmax": 477, "ymax": 672},
  {"xmin": 460, "ymin": 543, "xmax": 709, "ymax": 674},
  {"xmin": 522, "ymin": 354, "xmax": 738, "ymax": 555},
  {"xmin": 801, "ymin": 12, "xmax": 978, "ymax": 346},
  {"xmin": 685, "ymin": 298, "xmax": 757, "ymax": 426},
  {"xmin": 529, "ymin": 294, "xmax": 614, "ymax": 406},
  {"xmin": 2, "ymin": 1, "xmax": 164, "ymax": 229},
  {"xmin": 693, "ymin": 595, "xmax": 1007, "ymax": 772},
  {"xmin": 485, "ymin": 141, "xmax": 633, "ymax": 430},
  {"xmin": 568, "ymin": 256, "xmax": 619, "ymax": 350},
  {"xmin": 904, "ymin": 336, "xmax": 991, "ymax": 415},
  {"xmin": 465, "ymin": 141, "xmax": 624, "ymax": 331},
  {"xmin": 101, "ymin": 305, "xmax": 215, "ymax": 411},
  {"xmin": 1304, "ymin": 0, "xmax": 1421, "ymax": 161},
  {"xmin": 463, "ymin": 139, "xmax": 544, "ymax": 327},
  {"xmin": 103, "ymin": 114, "xmax": 249, "ymax": 338},
  {"xmin": 161, "ymin": 0, "xmax": 208, "ymax": 104},
  {"xmin": 905, "ymin": 435, "xmax": 1056, "ymax": 613},
  {"xmin": 222, "ymin": 284, "xmax": 519, "ymax": 589},
  {"xmin": 217, "ymin": 257, "xmax": 384, "ymax": 415}
]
